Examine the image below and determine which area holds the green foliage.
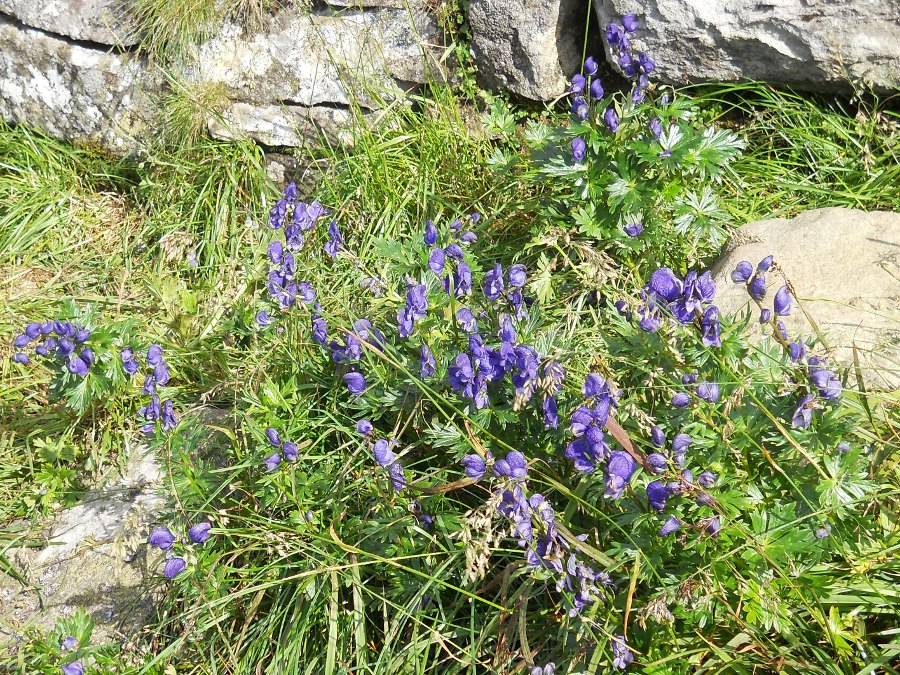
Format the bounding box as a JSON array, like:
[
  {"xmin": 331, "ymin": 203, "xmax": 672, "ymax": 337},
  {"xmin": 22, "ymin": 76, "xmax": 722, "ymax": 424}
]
[{"xmin": 1, "ymin": 67, "xmax": 899, "ymax": 675}]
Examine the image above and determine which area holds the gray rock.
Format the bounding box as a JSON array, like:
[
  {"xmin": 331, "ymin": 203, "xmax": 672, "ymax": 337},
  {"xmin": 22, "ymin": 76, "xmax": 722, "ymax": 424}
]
[
  {"xmin": 469, "ymin": 0, "xmax": 583, "ymax": 100},
  {"xmin": 0, "ymin": 14, "xmax": 156, "ymax": 152},
  {"xmin": 711, "ymin": 208, "xmax": 900, "ymax": 390},
  {"xmin": 0, "ymin": 0, "xmax": 138, "ymax": 46},
  {"xmin": 595, "ymin": 1, "xmax": 900, "ymax": 92},
  {"xmin": 190, "ymin": 9, "xmax": 444, "ymax": 112},
  {"xmin": 0, "ymin": 448, "xmax": 166, "ymax": 647},
  {"xmin": 207, "ymin": 101, "xmax": 356, "ymax": 147}
]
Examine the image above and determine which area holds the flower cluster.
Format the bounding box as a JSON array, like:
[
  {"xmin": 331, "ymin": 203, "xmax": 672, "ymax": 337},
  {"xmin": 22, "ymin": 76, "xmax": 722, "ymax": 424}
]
[
  {"xmin": 11, "ymin": 320, "xmax": 93, "ymax": 375},
  {"xmin": 605, "ymin": 14, "xmax": 655, "ymax": 104},
  {"xmin": 356, "ymin": 420, "xmax": 407, "ymax": 491},
  {"xmin": 148, "ymin": 520, "xmax": 212, "ymax": 579},
  {"xmin": 730, "ymin": 255, "xmax": 842, "ymax": 428},
  {"xmin": 424, "ymin": 213, "xmax": 480, "ymax": 300},
  {"xmin": 261, "ymin": 181, "xmax": 328, "ymax": 317},
  {"xmin": 261, "ymin": 426, "xmax": 303, "ymax": 471},
  {"xmin": 628, "ymin": 267, "xmax": 721, "ymax": 347},
  {"xmin": 126, "ymin": 344, "xmax": 177, "ymax": 433},
  {"xmin": 463, "ymin": 447, "xmax": 612, "ymax": 617}
]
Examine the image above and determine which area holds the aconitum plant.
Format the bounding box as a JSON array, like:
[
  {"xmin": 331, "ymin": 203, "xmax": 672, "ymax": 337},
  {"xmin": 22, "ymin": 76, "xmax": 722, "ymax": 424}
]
[
  {"xmin": 506, "ymin": 14, "xmax": 744, "ymax": 281},
  {"xmin": 242, "ymin": 179, "xmax": 873, "ymax": 670}
]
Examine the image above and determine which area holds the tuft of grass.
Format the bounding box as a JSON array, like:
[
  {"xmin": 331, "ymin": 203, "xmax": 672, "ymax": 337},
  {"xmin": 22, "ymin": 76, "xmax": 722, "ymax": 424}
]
[
  {"xmin": 690, "ymin": 82, "xmax": 900, "ymax": 221},
  {"xmin": 154, "ymin": 79, "xmax": 231, "ymax": 148}
]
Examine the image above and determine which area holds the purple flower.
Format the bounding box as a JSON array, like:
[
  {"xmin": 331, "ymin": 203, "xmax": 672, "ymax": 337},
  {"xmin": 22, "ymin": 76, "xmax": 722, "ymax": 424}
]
[
  {"xmin": 622, "ymin": 13, "xmax": 639, "ymax": 32},
  {"xmin": 774, "ymin": 285, "xmax": 792, "ymax": 316},
  {"xmin": 13, "ymin": 352, "xmax": 29, "ymax": 365},
  {"xmin": 62, "ymin": 661, "xmax": 84, "ymax": 675},
  {"xmin": 659, "ymin": 516, "xmax": 681, "ymax": 536},
  {"xmin": 584, "ymin": 56, "xmax": 599, "ymax": 76},
  {"xmin": 264, "ymin": 452, "xmax": 282, "ymax": 471},
  {"xmin": 612, "ymin": 635, "xmax": 633, "ymax": 670},
  {"xmin": 61, "ymin": 636, "xmax": 77, "ymax": 651},
  {"xmin": 810, "ymin": 367, "xmax": 841, "ymax": 401},
  {"xmin": 424, "ymin": 220, "xmax": 437, "ymax": 247},
  {"xmin": 748, "ymin": 275, "xmax": 767, "ymax": 301},
  {"xmin": 160, "ymin": 400, "xmax": 177, "ymax": 431},
  {"xmin": 149, "ymin": 527, "xmax": 175, "ymax": 550},
  {"xmin": 757, "ymin": 255, "xmax": 774, "ymax": 272},
  {"xmin": 788, "ymin": 340, "xmax": 807, "ymax": 362},
  {"xmin": 461, "ymin": 454, "xmax": 486, "ymax": 480},
  {"xmin": 571, "ymin": 97, "xmax": 589, "ymax": 121},
  {"xmin": 646, "ymin": 453, "xmax": 667, "ymax": 474},
  {"xmin": 445, "ymin": 243, "xmax": 463, "ymax": 261},
  {"xmin": 700, "ymin": 306, "xmax": 721, "ymax": 348},
  {"xmin": 696, "ymin": 382, "xmax": 720, "ymax": 403},
  {"xmin": 508, "ymin": 264, "xmax": 527, "ymax": 288},
  {"xmin": 698, "ymin": 471, "xmax": 717, "ymax": 488},
  {"xmin": 590, "ymin": 78, "xmax": 605, "ymax": 100},
  {"xmin": 282, "ymin": 441, "xmax": 298, "ymax": 462},
  {"xmin": 324, "ymin": 221, "xmax": 342, "ymax": 258},
  {"xmin": 582, "ymin": 373, "xmax": 608, "ymax": 398},
  {"xmin": 605, "ymin": 451, "xmax": 635, "ymax": 499},
  {"xmin": 428, "ymin": 248, "xmax": 446, "ymax": 275},
  {"xmin": 650, "ymin": 425, "xmax": 666, "ymax": 448},
  {"xmin": 704, "ymin": 517, "xmax": 721, "ymax": 537},
  {"xmin": 606, "ymin": 22, "xmax": 625, "ymax": 47},
  {"xmin": 266, "ymin": 427, "xmax": 282, "ymax": 447},
  {"xmin": 791, "ymin": 392, "xmax": 815, "ymax": 429},
  {"xmin": 482, "ymin": 263, "xmax": 505, "ymax": 300},
  {"xmin": 648, "ymin": 267, "xmax": 682, "ymax": 303},
  {"xmin": 373, "ymin": 439, "xmax": 395, "ymax": 467},
  {"xmin": 760, "ymin": 308, "xmax": 772, "ymax": 323},
  {"xmin": 13, "ymin": 334, "xmax": 29, "ymax": 349},
  {"xmin": 681, "ymin": 373, "xmax": 697, "ymax": 385},
  {"xmin": 311, "ymin": 314, "xmax": 328, "ymax": 345},
  {"xmin": 389, "ymin": 463, "xmax": 407, "ymax": 491},
  {"xmin": 147, "ymin": 344, "xmax": 164, "ymax": 366},
  {"xmin": 624, "ymin": 222, "xmax": 643, "ymax": 237},
  {"xmin": 604, "ymin": 108, "xmax": 619, "ymax": 133},
  {"xmin": 671, "ymin": 391, "xmax": 691, "ymax": 408},
  {"xmin": 67, "ymin": 354, "xmax": 90, "ymax": 377},
  {"xmin": 188, "ymin": 522, "xmax": 212, "ymax": 544},
  {"xmin": 571, "ymin": 137, "xmax": 586, "ymax": 163},
  {"xmin": 646, "ymin": 480, "xmax": 670, "ymax": 511},
  {"xmin": 730, "ymin": 261, "xmax": 753, "ymax": 283},
  {"xmin": 419, "ymin": 343, "xmax": 436, "ymax": 378},
  {"xmin": 570, "ymin": 73, "xmax": 586, "ymax": 94},
  {"xmin": 814, "ymin": 523, "xmax": 832, "ymax": 539},
  {"xmin": 343, "ymin": 372, "xmax": 367, "ymax": 395},
  {"xmin": 164, "ymin": 557, "xmax": 187, "ymax": 579},
  {"xmin": 543, "ymin": 395, "xmax": 559, "ymax": 429},
  {"xmin": 356, "ymin": 419, "xmax": 373, "ymax": 435},
  {"xmin": 671, "ymin": 433, "xmax": 692, "ymax": 455}
]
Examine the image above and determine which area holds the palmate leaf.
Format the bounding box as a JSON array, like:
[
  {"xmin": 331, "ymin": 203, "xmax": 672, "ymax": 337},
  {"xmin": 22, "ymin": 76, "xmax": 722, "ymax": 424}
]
[{"xmin": 695, "ymin": 126, "xmax": 745, "ymax": 179}]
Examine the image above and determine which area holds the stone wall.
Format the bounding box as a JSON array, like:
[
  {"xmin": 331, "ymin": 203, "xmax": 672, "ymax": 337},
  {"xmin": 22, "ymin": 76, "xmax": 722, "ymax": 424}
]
[{"xmin": 1, "ymin": 0, "xmax": 898, "ymax": 152}]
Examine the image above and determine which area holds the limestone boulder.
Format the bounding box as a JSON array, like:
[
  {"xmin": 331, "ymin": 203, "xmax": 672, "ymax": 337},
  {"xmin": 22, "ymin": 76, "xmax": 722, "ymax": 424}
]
[
  {"xmin": 469, "ymin": 0, "xmax": 584, "ymax": 100},
  {"xmin": 0, "ymin": 14, "xmax": 156, "ymax": 152},
  {"xmin": 191, "ymin": 8, "xmax": 445, "ymax": 113},
  {"xmin": 0, "ymin": 0, "xmax": 137, "ymax": 46},
  {"xmin": 595, "ymin": 0, "xmax": 900, "ymax": 92},
  {"xmin": 711, "ymin": 208, "xmax": 900, "ymax": 390},
  {"xmin": 0, "ymin": 449, "xmax": 166, "ymax": 647}
]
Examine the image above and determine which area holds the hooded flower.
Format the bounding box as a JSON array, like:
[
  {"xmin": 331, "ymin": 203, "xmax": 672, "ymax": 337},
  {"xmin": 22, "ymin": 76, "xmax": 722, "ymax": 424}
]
[
  {"xmin": 604, "ymin": 108, "xmax": 620, "ymax": 133},
  {"xmin": 62, "ymin": 662, "xmax": 84, "ymax": 675},
  {"xmin": 343, "ymin": 372, "xmax": 367, "ymax": 395},
  {"xmin": 149, "ymin": 527, "xmax": 175, "ymax": 550},
  {"xmin": 791, "ymin": 392, "xmax": 815, "ymax": 429},
  {"xmin": 696, "ymin": 382, "xmax": 720, "ymax": 403},
  {"xmin": 424, "ymin": 220, "xmax": 438, "ymax": 247},
  {"xmin": 461, "ymin": 454, "xmax": 487, "ymax": 480},
  {"xmin": 164, "ymin": 557, "xmax": 187, "ymax": 579},
  {"xmin": 189, "ymin": 522, "xmax": 212, "ymax": 544},
  {"xmin": 659, "ymin": 516, "xmax": 681, "ymax": 536},
  {"xmin": 571, "ymin": 137, "xmax": 586, "ymax": 163},
  {"xmin": 373, "ymin": 439, "xmax": 395, "ymax": 467},
  {"xmin": 774, "ymin": 285, "xmax": 792, "ymax": 316}
]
